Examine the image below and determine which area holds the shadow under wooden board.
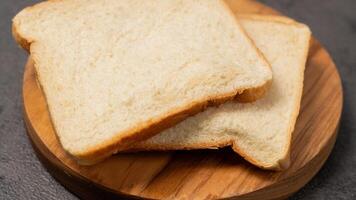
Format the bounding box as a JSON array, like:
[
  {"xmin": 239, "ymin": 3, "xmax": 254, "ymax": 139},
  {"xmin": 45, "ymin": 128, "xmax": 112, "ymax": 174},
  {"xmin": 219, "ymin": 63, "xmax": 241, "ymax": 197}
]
[{"xmin": 22, "ymin": 0, "xmax": 343, "ymax": 199}]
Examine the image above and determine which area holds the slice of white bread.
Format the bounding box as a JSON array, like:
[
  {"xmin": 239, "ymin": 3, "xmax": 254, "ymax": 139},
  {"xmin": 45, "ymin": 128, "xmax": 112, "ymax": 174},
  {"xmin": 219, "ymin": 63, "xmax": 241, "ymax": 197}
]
[
  {"xmin": 12, "ymin": 0, "xmax": 272, "ymax": 164},
  {"xmin": 126, "ymin": 15, "xmax": 311, "ymax": 170}
]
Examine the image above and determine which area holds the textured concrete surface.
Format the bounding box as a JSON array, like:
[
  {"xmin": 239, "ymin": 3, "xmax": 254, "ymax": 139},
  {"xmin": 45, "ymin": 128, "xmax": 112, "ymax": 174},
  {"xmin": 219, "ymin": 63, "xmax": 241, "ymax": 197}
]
[{"xmin": 0, "ymin": 0, "xmax": 355, "ymax": 199}]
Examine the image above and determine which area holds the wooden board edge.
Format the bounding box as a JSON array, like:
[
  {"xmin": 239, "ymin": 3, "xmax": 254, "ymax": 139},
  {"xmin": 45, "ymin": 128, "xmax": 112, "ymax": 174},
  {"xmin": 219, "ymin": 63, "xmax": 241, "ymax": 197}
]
[{"xmin": 22, "ymin": 100, "xmax": 341, "ymax": 200}]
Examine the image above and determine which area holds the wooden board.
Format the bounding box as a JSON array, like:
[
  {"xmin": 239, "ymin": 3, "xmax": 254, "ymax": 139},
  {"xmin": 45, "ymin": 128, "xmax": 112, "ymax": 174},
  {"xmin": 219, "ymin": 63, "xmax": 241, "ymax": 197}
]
[{"xmin": 22, "ymin": 0, "xmax": 343, "ymax": 199}]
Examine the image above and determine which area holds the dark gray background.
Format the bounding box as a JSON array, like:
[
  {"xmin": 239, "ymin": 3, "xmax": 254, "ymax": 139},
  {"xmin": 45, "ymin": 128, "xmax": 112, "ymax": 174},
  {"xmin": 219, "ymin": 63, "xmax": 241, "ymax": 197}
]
[{"xmin": 1, "ymin": 0, "xmax": 355, "ymax": 199}]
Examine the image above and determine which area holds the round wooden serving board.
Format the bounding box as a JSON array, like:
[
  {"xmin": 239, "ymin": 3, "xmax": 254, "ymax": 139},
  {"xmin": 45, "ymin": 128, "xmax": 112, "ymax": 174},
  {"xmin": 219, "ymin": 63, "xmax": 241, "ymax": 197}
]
[{"xmin": 22, "ymin": 1, "xmax": 343, "ymax": 199}]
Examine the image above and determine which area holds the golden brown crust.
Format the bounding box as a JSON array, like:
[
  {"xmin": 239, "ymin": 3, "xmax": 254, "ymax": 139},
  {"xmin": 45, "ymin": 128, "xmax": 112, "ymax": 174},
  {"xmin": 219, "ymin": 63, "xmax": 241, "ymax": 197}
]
[
  {"xmin": 235, "ymin": 79, "xmax": 272, "ymax": 102},
  {"xmin": 12, "ymin": 23, "xmax": 31, "ymax": 52}
]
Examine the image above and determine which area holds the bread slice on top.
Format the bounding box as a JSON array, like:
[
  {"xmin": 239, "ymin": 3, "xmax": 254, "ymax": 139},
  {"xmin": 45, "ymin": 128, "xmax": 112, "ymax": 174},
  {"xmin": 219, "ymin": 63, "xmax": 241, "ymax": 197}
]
[
  {"xmin": 126, "ymin": 15, "xmax": 311, "ymax": 170},
  {"xmin": 13, "ymin": 1, "xmax": 272, "ymax": 164}
]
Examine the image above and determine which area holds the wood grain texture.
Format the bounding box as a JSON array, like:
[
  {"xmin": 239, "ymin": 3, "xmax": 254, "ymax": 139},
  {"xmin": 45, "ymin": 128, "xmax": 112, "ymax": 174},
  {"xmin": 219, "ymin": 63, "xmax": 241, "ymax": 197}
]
[{"xmin": 22, "ymin": 0, "xmax": 343, "ymax": 199}]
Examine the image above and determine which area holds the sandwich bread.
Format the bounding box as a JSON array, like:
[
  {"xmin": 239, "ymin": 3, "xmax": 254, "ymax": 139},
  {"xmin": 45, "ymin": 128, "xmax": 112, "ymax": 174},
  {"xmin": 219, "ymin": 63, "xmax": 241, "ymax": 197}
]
[{"xmin": 13, "ymin": 1, "xmax": 272, "ymax": 164}]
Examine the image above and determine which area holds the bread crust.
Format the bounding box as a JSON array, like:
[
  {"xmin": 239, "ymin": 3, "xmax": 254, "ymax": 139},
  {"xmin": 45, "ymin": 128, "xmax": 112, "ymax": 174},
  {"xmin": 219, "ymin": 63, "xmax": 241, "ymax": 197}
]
[
  {"xmin": 123, "ymin": 15, "xmax": 311, "ymax": 171},
  {"xmin": 13, "ymin": 1, "xmax": 272, "ymax": 165}
]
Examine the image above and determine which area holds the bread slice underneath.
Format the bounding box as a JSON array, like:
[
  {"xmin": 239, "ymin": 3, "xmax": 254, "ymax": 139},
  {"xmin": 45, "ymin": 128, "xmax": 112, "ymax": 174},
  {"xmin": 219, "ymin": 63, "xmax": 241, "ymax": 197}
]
[
  {"xmin": 13, "ymin": 0, "xmax": 272, "ymax": 164},
  {"xmin": 126, "ymin": 15, "xmax": 311, "ymax": 170}
]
